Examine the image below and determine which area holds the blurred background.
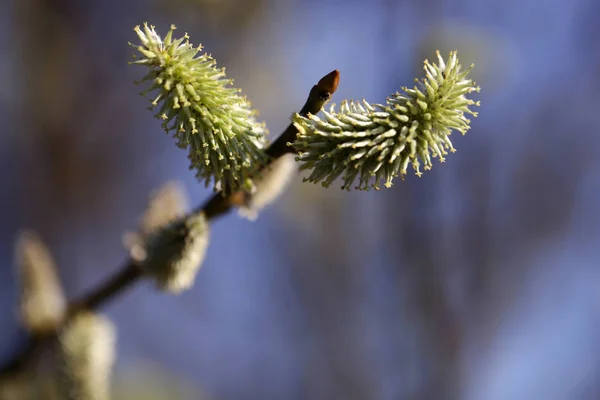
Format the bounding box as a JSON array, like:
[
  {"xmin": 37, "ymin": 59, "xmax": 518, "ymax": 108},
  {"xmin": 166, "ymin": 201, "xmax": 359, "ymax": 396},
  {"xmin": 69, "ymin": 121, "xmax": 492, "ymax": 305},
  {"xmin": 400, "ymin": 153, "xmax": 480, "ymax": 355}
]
[{"xmin": 1, "ymin": 0, "xmax": 600, "ymax": 399}]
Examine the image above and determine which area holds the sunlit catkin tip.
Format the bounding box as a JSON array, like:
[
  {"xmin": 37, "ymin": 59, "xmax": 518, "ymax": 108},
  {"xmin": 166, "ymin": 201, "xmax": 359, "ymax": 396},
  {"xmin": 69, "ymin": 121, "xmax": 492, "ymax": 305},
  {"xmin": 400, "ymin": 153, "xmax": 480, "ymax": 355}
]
[
  {"xmin": 238, "ymin": 154, "xmax": 297, "ymax": 221},
  {"xmin": 15, "ymin": 231, "xmax": 66, "ymax": 334},
  {"xmin": 140, "ymin": 211, "xmax": 210, "ymax": 293},
  {"xmin": 56, "ymin": 312, "xmax": 116, "ymax": 400}
]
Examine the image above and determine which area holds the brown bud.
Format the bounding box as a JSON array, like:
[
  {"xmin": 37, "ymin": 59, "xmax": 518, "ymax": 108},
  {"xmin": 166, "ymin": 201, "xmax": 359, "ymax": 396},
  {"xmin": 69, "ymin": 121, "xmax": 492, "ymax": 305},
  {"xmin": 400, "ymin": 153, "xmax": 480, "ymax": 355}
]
[{"xmin": 317, "ymin": 70, "xmax": 340, "ymax": 94}]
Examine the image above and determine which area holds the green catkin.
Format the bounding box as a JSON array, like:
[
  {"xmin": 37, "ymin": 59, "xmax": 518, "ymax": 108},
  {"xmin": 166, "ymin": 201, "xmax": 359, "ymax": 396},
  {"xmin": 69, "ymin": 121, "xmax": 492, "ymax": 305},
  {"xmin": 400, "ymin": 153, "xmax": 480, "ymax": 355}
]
[
  {"xmin": 292, "ymin": 51, "xmax": 480, "ymax": 190},
  {"xmin": 131, "ymin": 23, "xmax": 268, "ymax": 193}
]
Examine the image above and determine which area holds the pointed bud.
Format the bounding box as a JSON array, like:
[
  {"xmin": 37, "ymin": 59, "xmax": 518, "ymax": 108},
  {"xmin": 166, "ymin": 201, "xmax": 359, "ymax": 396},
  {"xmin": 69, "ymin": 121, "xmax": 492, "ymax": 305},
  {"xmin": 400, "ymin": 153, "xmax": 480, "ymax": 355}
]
[
  {"xmin": 15, "ymin": 231, "xmax": 66, "ymax": 334},
  {"xmin": 317, "ymin": 70, "xmax": 340, "ymax": 94}
]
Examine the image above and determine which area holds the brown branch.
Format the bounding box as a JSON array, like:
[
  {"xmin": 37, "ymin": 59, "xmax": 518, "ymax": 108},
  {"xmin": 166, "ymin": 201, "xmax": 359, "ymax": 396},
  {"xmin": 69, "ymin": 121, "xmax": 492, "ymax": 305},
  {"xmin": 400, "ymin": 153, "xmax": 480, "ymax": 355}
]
[
  {"xmin": 67, "ymin": 261, "xmax": 143, "ymax": 315},
  {"xmin": 0, "ymin": 70, "xmax": 340, "ymax": 377}
]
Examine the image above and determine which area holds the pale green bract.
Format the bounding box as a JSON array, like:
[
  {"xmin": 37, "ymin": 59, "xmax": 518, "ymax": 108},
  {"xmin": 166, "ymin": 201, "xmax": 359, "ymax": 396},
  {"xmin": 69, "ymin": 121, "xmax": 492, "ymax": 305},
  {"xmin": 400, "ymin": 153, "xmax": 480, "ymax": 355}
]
[
  {"xmin": 130, "ymin": 23, "xmax": 268, "ymax": 193},
  {"xmin": 291, "ymin": 51, "xmax": 480, "ymax": 190}
]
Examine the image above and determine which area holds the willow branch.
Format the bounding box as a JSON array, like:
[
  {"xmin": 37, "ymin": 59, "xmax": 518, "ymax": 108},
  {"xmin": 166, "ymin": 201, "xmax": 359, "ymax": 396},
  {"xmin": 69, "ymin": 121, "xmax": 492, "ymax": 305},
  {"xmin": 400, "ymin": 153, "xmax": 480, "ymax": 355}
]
[{"xmin": 0, "ymin": 70, "xmax": 339, "ymax": 377}]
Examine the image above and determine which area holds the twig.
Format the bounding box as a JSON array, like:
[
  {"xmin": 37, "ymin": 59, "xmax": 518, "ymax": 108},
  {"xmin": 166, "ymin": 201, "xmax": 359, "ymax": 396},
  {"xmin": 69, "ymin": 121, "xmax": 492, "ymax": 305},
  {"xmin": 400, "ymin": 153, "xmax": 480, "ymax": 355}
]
[
  {"xmin": 199, "ymin": 70, "xmax": 340, "ymax": 220},
  {"xmin": 0, "ymin": 70, "xmax": 340, "ymax": 377},
  {"xmin": 67, "ymin": 261, "xmax": 143, "ymax": 315}
]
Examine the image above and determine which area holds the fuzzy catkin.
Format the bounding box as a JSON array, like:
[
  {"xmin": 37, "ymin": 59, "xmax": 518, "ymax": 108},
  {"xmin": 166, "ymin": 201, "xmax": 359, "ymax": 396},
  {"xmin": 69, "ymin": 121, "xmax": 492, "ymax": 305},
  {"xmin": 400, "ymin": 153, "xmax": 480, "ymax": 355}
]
[
  {"xmin": 140, "ymin": 211, "xmax": 210, "ymax": 293},
  {"xmin": 131, "ymin": 23, "xmax": 268, "ymax": 193},
  {"xmin": 292, "ymin": 51, "xmax": 480, "ymax": 190}
]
